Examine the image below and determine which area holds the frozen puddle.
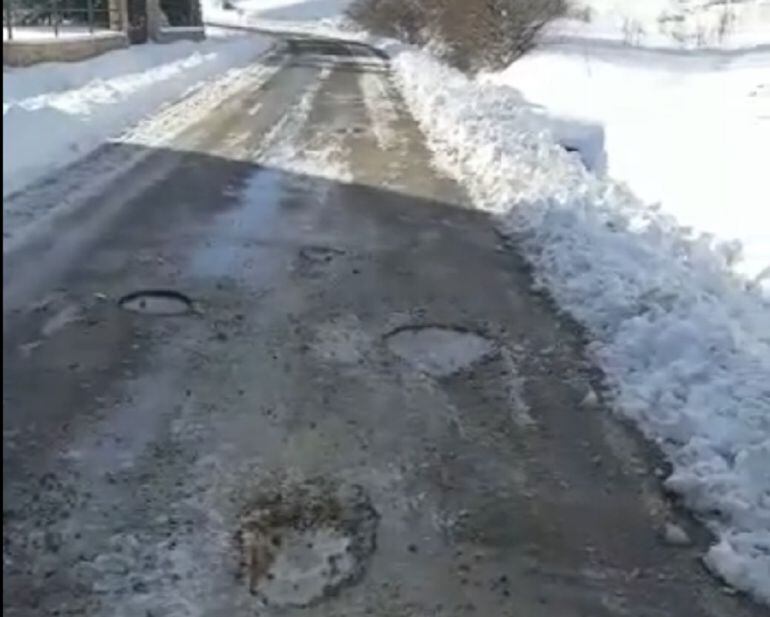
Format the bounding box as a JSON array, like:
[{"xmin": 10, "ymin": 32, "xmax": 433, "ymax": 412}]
[{"xmin": 386, "ymin": 325, "xmax": 495, "ymax": 377}]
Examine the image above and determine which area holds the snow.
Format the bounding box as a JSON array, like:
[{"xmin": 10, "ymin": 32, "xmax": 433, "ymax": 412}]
[
  {"xmin": 358, "ymin": 72, "xmax": 399, "ymax": 151},
  {"xmin": 491, "ymin": 3, "xmax": 770, "ymax": 290},
  {"xmin": 252, "ymin": 63, "xmax": 353, "ymax": 184},
  {"xmin": 159, "ymin": 26, "xmax": 206, "ymax": 33},
  {"xmin": 484, "ymin": 44, "xmax": 770, "ymax": 289},
  {"xmin": 227, "ymin": 0, "xmax": 352, "ymax": 21},
  {"xmin": 202, "ymin": 0, "xmax": 357, "ymax": 38},
  {"xmin": 3, "ymin": 29, "xmax": 272, "ymax": 197},
  {"xmin": 662, "ymin": 521, "xmax": 693, "ymax": 546},
  {"xmin": 566, "ymin": 0, "xmax": 770, "ymax": 49},
  {"xmin": 3, "ymin": 26, "xmax": 121, "ymax": 42},
  {"xmin": 382, "ymin": 44, "xmax": 770, "ymax": 605}
]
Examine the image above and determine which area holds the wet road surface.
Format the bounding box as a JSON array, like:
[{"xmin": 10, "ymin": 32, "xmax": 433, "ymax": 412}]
[{"xmin": 3, "ymin": 37, "xmax": 765, "ymax": 617}]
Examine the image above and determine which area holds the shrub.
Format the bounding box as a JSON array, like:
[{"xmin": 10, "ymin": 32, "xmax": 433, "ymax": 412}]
[
  {"xmin": 348, "ymin": 0, "xmax": 568, "ymax": 71},
  {"xmin": 347, "ymin": 0, "xmax": 434, "ymax": 45}
]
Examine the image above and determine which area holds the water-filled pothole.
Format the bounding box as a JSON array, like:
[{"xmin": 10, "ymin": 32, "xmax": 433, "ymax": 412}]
[
  {"xmin": 237, "ymin": 479, "xmax": 378, "ymax": 608},
  {"xmin": 118, "ymin": 290, "xmax": 193, "ymax": 316},
  {"xmin": 385, "ymin": 325, "xmax": 496, "ymax": 377}
]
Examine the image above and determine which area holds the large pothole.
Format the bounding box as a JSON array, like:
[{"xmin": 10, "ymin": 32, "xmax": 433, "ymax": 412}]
[
  {"xmin": 236, "ymin": 480, "xmax": 378, "ymax": 608},
  {"xmin": 385, "ymin": 325, "xmax": 496, "ymax": 378}
]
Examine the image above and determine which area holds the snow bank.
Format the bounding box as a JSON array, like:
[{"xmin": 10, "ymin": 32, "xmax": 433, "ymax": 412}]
[
  {"xmin": 3, "ymin": 30, "xmax": 271, "ymax": 196},
  {"xmin": 486, "ymin": 45, "xmax": 770, "ymax": 291},
  {"xmin": 3, "ymin": 26, "xmax": 120, "ymax": 42},
  {"xmin": 387, "ymin": 46, "xmax": 770, "ymax": 603}
]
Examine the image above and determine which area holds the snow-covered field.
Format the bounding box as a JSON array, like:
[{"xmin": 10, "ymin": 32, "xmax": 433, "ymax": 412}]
[
  {"xmin": 486, "ymin": 31, "xmax": 770, "ymax": 292},
  {"xmin": 3, "ymin": 29, "xmax": 271, "ymax": 196},
  {"xmin": 567, "ymin": 0, "xmax": 770, "ymax": 48}
]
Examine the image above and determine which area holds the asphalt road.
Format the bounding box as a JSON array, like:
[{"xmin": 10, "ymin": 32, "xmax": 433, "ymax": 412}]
[{"xmin": 3, "ymin": 37, "xmax": 764, "ymax": 617}]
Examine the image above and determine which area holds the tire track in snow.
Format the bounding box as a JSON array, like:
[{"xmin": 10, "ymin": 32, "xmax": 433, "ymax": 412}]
[{"xmin": 358, "ymin": 72, "xmax": 400, "ymax": 152}]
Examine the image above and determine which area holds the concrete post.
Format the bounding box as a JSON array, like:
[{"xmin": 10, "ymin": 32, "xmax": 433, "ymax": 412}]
[
  {"xmin": 108, "ymin": 0, "xmax": 128, "ymax": 32},
  {"xmin": 146, "ymin": 0, "xmax": 164, "ymax": 41}
]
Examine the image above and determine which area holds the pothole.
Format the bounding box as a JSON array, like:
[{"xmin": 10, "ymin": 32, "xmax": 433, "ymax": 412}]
[
  {"xmin": 118, "ymin": 290, "xmax": 193, "ymax": 316},
  {"xmin": 335, "ymin": 126, "xmax": 367, "ymax": 137},
  {"xmin": 299, "ymin": 246, "xmax": 346, "ymax": 264},
  {"xmin": 237, "ymin": 479, "xmax": 378, "ymax": 608},
  {"xmin": 385, "ymin": 325, "xmax": 496, "ymax": 378}
]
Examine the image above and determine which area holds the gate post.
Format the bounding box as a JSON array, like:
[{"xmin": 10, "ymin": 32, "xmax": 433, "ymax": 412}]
[
  {"xmin": 146, "ymin": 0, "xmax": 162, "ymax": 40},
  {"xmin": 109, "ymin": 0, "xmax": 129, "ymax": 31},
  {"xmin": 4, "ymin": 0, "xmax": 13, "ymax": 41}
]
